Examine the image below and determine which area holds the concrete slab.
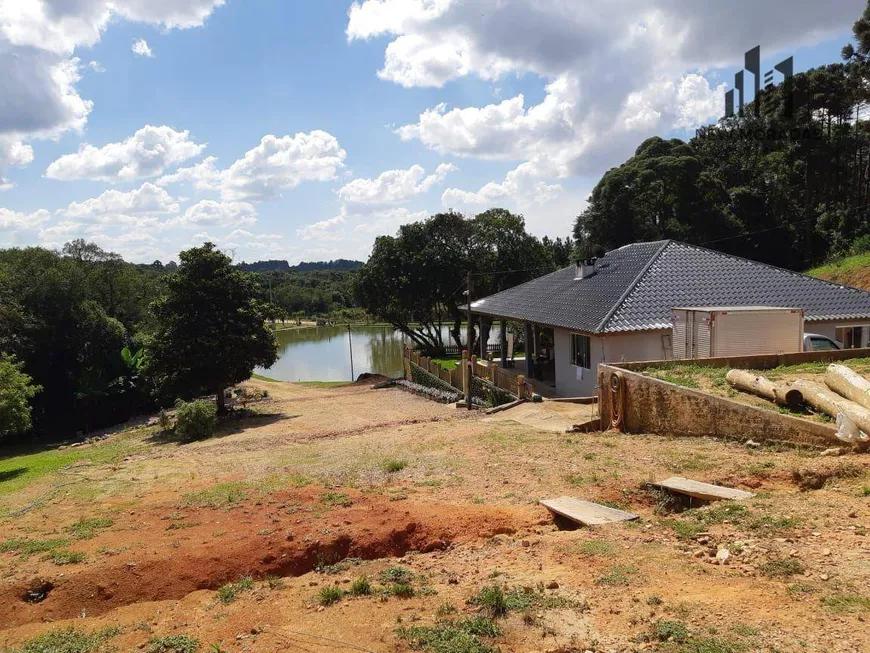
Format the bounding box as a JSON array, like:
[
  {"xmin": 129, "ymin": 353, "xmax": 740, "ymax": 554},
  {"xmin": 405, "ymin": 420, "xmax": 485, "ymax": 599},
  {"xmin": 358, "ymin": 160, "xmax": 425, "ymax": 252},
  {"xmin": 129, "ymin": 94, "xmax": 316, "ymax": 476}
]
[
  {"xmin": 540, "ymin": 496, "xmax": 639, "ymax": 526},
  {"xmin": 651, "ymin": 476, "xmax": 755, "ymax": 501},
  {"xmin": 483, "ymin": 401, "xmax": 596, "ymax": 433}
]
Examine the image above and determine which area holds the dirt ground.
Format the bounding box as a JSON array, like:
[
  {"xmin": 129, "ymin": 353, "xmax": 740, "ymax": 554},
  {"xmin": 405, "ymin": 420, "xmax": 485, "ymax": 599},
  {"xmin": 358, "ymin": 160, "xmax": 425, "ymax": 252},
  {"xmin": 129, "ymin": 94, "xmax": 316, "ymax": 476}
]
[{"xmin": 1, "ymin": 379, "xmax": 869, "ymax": 652}]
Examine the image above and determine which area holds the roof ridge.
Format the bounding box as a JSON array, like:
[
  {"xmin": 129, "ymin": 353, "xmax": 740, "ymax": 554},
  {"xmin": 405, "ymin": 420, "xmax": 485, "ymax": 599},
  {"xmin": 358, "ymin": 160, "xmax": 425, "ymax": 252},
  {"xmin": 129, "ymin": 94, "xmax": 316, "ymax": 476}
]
[
  {"xmin": 671, "ymin": 240, "xmax": 870, "ymax": 297},
  {"xmin": 595, "ymin": 239, "xmax": 672, "ymax": 333}
]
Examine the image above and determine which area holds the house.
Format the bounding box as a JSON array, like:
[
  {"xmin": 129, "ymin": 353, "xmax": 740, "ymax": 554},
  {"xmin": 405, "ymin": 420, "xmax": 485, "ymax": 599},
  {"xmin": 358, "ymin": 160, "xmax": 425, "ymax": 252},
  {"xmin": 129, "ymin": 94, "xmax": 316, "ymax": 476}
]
[{"xmin": 469, "ymin": 239, "xmax": 870, "ymax": 396}]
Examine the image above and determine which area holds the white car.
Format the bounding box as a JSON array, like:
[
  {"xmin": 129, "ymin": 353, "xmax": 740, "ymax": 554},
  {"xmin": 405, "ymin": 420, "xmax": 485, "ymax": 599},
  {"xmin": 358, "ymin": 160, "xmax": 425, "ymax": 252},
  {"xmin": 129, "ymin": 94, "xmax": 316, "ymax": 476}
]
[{"xmin": 803, "ymin": 333, "xmax": 842, "ymax": 351}]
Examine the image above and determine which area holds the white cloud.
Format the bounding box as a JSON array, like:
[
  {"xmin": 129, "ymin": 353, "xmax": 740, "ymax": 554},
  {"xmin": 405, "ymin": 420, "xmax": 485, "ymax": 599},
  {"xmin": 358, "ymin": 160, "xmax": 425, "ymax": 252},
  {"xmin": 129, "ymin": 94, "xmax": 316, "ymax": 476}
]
[
  {"xmin": 169, "ymin": 200, "xmax": 257, "ymax": 229},
  {"xmin": 64, "ymin": 182, "xmax": 179, "ymax": 218},
  {"xmin": 88, "ymin": 60, "xmax": 104, "ymax": 72},
  {"xmin": 219, "ymin": 131, "xmax": 346, "ymax": 201},
  {"xmin": 338, "ymin": 162, "xmax": 455, "ymax": 208},
  {"xmin": 0, "ymin": 207, "xmax": 51, "ymax": 231},
  {"xmin": 355, "ymin": 0, "xmax": 864, "ymax": 193},
  {"xmin": 131, "ymin": 38, "xmax": 153, "ymax": 57},
  {"xmin": 296, "ymin": 215, "xmax": 345, "ymax": 242},
  {"xmin": 157, "ymin": 156, "xmax": 221, "ymax": 191},
  {"xmin": 46, "ymin": 125, "xmax": 206, "ymax": 182},
  {"xmin": 442, "ymin": 162, "xmax": 562, "ymax": 210},
  {"xmin": 351, "ymin": 207, "xmax": 428, "ymax": 234},
  {"xmin": 0, "ymin": 0, "xmax": 226, "ymax": 182}
]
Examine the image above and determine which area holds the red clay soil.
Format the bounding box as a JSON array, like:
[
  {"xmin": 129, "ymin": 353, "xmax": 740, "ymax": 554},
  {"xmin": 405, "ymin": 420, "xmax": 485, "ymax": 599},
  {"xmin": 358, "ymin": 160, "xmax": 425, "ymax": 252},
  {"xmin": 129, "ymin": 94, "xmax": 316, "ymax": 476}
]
[{"xmin": 0, "ymin": 488, "xmax": 541, "ymax": 629}]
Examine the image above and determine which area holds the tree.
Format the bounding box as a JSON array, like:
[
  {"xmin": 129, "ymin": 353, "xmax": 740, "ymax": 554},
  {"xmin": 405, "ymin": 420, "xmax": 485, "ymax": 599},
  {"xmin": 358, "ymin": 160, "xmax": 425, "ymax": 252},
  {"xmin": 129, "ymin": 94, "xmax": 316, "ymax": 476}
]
[
  {"xmin": 355, "ymin": 209, "xmax": 553, "ymax": 355},
  {"xmin": 0, "ymin": 354, "xmax": 41, "ymax": 438},
  {"xmin": 146, "ymin": 243, "xmax": 278, "ymax": 411}
]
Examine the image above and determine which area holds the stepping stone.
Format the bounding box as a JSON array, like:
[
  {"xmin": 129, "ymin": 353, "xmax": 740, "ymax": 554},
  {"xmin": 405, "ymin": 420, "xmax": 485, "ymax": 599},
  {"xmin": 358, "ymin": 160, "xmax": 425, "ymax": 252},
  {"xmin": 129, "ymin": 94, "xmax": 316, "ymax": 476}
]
[
  {"xmin": 650, "ymin": 476, "xmax": 754, "ymax": 502},
  {"xmin": 540, "ymin": 496, "xmax": 639, "ymax": 526}
]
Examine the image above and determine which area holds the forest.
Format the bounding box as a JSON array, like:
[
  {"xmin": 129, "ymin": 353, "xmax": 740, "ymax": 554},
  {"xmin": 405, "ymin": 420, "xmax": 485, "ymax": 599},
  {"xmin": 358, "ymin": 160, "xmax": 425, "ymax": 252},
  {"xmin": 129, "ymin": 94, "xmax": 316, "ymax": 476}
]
[{"xmin": 573, "ymin": 5, "xmax": 870, "ymax": 271}]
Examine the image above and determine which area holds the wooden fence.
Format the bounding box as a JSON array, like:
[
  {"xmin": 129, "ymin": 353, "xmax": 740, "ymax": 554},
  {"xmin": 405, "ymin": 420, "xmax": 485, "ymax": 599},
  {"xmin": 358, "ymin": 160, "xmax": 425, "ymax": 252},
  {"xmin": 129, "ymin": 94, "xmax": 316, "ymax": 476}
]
[{"xmin": 402, "ymin": 346, "xmax": 533, "ymax": 401}]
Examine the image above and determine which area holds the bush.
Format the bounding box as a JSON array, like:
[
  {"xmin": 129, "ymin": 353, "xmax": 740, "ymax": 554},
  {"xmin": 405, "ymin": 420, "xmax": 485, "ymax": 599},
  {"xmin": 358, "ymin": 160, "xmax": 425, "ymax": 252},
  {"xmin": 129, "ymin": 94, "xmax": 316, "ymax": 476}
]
[
  {"xmin": 0, "ymin": 353, "xmax": 41, "ymax": 438},
  {"xmin": 173, "ymin": 399, "xmax": 218, "ymax": 441}
]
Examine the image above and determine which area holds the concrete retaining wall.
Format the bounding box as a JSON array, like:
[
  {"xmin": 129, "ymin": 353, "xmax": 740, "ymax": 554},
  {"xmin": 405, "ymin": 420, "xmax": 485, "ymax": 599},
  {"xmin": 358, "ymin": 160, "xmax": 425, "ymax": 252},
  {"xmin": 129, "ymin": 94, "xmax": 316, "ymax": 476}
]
[
  {"xmin": 594, "ymin": 346, "xmax": 870, "ymax": 449},
  {"xmin": 597, "ymin": 365, "xmax": 841, "ymax": 448}
]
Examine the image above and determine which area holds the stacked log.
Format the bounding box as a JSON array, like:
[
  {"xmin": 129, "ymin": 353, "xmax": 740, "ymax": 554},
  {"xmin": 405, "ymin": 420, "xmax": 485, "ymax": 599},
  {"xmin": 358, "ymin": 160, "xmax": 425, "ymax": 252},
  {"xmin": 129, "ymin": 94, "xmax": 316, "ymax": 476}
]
[
  {"xmin": 725, "ymin": 370, "xmax": 803, "ymax": 410},
  {"xmin": 791, "ymin": 379, "xmax": 870, "ymax": 437},
  {"xmin": 825, "ymin": 364, "xmax": 870, "ymax": 410}
]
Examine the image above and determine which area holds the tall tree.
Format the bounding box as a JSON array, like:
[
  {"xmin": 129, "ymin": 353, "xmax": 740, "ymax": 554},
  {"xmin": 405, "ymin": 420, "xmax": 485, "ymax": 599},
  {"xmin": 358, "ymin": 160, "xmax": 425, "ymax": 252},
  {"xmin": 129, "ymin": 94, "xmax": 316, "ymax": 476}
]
[
  {"xmin": 0, "ymin": 354, "xmax": 41, "ymax": 438},
  {"xmin": 146, "ymin": 243, "xmax": 278, "ymax": 411}
]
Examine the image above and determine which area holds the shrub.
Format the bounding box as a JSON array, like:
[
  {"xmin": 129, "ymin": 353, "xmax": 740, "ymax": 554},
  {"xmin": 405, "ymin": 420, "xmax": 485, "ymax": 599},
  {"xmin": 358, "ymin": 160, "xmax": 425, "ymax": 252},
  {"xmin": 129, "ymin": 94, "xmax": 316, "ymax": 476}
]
[
  {"xmin": 12, "ymin": 627, "xmax": 119, "ymax": 653},
  {"xmin": 67, "ymin": 517, "xmax": 113, "ymax": 540},
  {"xmin": 158, "ymin": 410, "xmax": 172, "ymax": 432},
  {"xmin": 381, "ymin": 459, "xmax": 408, "ymax": 473},
  {"xmin": 380, "ymin": 566, "xmax": 414, "ymax": 583},
  {"xmin": 388, "ymin": 582, "xmax": 416, "ymax": 598},
  {"xmin": 468, "ymin": 585, "xmax": 508, "ymax": 617},
  {"xmin": 216, "ymin": 576, "xmax": 253, "ymax": 604},
  {"xmin": 173, "ymin": 399, "xmax": 218, "ymax": 441},
  {"xmin": 45, "ymin": 550, "xmax": 86, "ymax": 565},
  {"xmin": 653, "ymin": 619, "xmax": 689, "ymax": 642},
  {"xmin": 758, "ymin": 557, "xmax": 805, "ymax": 578},
  {"xmin": 0, "ymin": 353, "xmax": 41, "ymax": 438},
  {"xmin": 397, "ymin": 617, "xmax": 501, "ymax": 653}
]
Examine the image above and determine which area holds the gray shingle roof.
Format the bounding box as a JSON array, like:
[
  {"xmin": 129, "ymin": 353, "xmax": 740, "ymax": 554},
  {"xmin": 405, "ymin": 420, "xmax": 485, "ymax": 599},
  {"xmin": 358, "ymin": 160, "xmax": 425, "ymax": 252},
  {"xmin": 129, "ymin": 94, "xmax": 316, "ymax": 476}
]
[{"xmin": 469, "ymin": 240, "xmax": 870, "ymax": 334}]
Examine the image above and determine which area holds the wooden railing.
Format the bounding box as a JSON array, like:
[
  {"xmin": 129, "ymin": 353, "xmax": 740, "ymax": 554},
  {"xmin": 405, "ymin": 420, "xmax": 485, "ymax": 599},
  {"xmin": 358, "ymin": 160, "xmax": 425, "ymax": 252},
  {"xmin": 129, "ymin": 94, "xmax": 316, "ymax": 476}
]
[{"xmin": 402, "ymin": 346, "xmax": 531, "ymax": 401}]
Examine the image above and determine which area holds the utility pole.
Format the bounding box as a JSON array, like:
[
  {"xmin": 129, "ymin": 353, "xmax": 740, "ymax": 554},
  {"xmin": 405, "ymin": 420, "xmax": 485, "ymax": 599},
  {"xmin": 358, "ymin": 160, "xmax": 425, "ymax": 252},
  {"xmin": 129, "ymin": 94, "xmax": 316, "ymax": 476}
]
[
  {"xmin": 347, "ymin": 324, "xmax": 354, "ymax": 381},
  {"xmin": 466, "ymin": 273, "xmax": 472, "ymax": 411}
]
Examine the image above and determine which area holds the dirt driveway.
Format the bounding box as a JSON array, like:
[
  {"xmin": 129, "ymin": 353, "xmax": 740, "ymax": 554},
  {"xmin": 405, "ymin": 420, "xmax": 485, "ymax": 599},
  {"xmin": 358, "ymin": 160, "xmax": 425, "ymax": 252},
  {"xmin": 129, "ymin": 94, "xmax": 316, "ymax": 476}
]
[{"xmin": 0, "ymin": 379, "xmax": 869, "ymax": 652}]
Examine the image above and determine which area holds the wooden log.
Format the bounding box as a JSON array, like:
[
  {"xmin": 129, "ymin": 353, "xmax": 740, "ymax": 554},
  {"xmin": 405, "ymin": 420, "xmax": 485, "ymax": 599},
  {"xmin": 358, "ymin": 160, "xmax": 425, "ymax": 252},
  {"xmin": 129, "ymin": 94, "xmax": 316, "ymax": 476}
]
[
  {"xmin": 725, "ymin": 369, "xmax": 802, "ymax": 410},
  {"xmin": 792, "ymin": 379, "xmax": 870, "ymax": 435},
  {"xmin": 825, "ymin": 364, "xmax": 870, "ymax": 410}
]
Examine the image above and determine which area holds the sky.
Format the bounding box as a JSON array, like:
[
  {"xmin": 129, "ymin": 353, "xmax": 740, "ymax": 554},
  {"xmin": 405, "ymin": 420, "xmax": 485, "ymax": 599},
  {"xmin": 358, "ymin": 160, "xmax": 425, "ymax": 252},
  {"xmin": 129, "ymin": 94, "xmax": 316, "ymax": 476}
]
[{"xmin": 0, "ymin": 0, "xmax": 866, "ymax": 265}]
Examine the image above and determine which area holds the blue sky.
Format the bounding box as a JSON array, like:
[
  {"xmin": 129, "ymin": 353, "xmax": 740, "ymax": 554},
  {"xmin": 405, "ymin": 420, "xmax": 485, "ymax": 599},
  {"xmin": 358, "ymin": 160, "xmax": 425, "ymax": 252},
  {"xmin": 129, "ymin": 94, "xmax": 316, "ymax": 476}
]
[{"xmin": 0, "ymin": 0, "xmax": 864, "ymax": 263}]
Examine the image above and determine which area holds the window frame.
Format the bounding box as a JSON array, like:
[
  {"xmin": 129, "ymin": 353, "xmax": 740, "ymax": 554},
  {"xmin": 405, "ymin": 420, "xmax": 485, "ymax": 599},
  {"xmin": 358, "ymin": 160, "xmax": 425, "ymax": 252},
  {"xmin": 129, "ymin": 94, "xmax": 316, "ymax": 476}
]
[
  {"xmin": 834, "ymin": 324, "xmax": 870, "ymax": 350},
  {"xmin": 570, "ymin": 333, "xmax": 592, "ymax": 370}
]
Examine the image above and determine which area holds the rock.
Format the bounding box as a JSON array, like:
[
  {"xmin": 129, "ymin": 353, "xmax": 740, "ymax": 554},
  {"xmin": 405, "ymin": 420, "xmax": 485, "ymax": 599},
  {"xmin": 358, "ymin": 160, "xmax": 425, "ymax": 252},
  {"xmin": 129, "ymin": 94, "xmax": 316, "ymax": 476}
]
[
  {"xmin": 521, "ymin": 540, "xmax": 531, "ymax": 548},
  {"xmin": 546, "ymin": 580, "xmax": 559, "ymax": 589},
  {"xmin": 820, "ymin": 448, "xmax": 843, "ymax": 457},
  {"xmin": 820, "ymin": 574, "xmax": 830, "ymax": 581},
  {"xmin": 848, "ymin": 511, "xmax": 858, "ymax": 519},
  {"xmin": 745, "ymin": 440, "xmax": 761, "ymax": 448},
  {"xmin": 822, "ymin": 549, "xmax": 832, "ymax": 556},
  {"xmin": 693, "ymin": 549, "xmax": 706, "ymax": 558},
  {"xmin": 716, "ymin": 549, "xmax": 730, "ymax": 565},
  {"xmin": 697, "ymin": 536, "xmax": 710, "ymax": 545}
]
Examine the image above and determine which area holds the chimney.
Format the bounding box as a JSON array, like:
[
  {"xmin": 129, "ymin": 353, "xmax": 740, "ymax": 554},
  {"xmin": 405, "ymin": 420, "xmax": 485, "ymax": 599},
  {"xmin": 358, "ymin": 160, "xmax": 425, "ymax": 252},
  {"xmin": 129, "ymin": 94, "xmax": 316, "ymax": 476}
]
[{"xmin": 574, "ymin": 257, "xmax": 597, "ymax": 280}]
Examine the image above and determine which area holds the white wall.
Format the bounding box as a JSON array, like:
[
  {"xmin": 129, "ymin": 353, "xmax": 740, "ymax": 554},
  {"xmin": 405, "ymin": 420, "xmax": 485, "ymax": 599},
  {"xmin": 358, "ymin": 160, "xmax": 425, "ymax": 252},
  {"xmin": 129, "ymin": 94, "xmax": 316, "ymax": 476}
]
[
  {"xmin": 553, "ymin": 329, "xmax": 667, "ymax": 396},
  {"xmin": 807, "ymin": 320, "xmax": 870, "ymax": 348}
]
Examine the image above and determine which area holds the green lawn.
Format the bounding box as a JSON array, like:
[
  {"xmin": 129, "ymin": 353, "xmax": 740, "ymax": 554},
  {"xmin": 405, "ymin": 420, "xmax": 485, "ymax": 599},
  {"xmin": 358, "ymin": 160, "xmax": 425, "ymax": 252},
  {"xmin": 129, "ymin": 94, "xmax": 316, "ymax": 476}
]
[
  {"xmin": 807, "ymin": 251, "xmax": 870, "ymax": 279},
  {"xmin": 0, "ymin": 435, "xmax": 143, "ymax": 498}
]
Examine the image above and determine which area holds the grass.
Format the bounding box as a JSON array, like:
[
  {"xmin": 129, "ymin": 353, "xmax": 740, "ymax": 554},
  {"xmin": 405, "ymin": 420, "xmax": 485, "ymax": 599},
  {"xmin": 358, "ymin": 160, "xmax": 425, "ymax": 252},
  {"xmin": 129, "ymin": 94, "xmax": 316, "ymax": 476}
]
[
  {"xmin": 181, "ymin": 482, "xmax": 248, "ymax": 508},
  {"xmin": 822, "ymin": 593, "xmax": 870, "ymax": 613},
  {"xmin": 0, "ymin": 537, "xmax": 70, "ymax": 557},
  {"xmin": 380, "ymin": 566, "xmax": 414, "ymax": 583},
  {"xmin": 430, "ymin": 357, "xmax": 460, "ymax": 371},
  {"xmin": 10, "ymin": 627, "xmax": 121, "ymax": 653},
  {"xmin": 66, "ymin": 517, "xmax": 113, "ymax": 540},
  {"xmin": 397, "ymin": 617, "xmax": 501, "ymax": 653},
  {"xmin": 653, "ymin": 619, "xmax": 689, "ymax": 643},
  {"xmin": 45, "ymin": 549, "xmax": 87, "ymax": 565},
  {"xmin": 0, "ymin": 435, "xmax": 141, "ymax": 497},
  {"xmin": 387, "ymin": 582, "xmax": 416, "ymax": 597},
  {"xmin": 807, "ymin": 250, "xmax": 870, "ymax": 279},
  {"xmin": 250, "ymin": 373, "xmax": 281, "ymax": 382},
  {"xmin": 660, "ymin": 518, "xmax": 707, "ymax": 541},
  {"xmin": 576, "ymin": 540, "xmax": 615, "ymax": 557},
  {"xmin": 660, "ymin": 636, "xmax": 747, "ymax": 653},
  {"xmin": 380, "ymin": 459, "xmax": 408, "ymax": 473},
  {"xmin": 758, "ymin": 557, "xmax": 805, "ymax": 578},
  {"xmin": 294, "ymin": 380, "xmax": 349, "ymax": 387},
  {"xmin": 349, "ymin": 576, "xmax": 372, "ymax": 596},
  {"xmin": 147, "ymin": 635, "xmax": 200, "ymax": 653},
  {"xmin": 596, "ymin": 564, "xmax": 639, "ymax": 586},
  {"xmin": 317, "ymin": 585, "xmax": 345, "ymax": 606},
  {"xmin": 216, "ymin": 576, "xmax": 254, "ymax": 604},
  {"xmin": 320, "ymin": 491, "xmax": 353, "ymax": 507}
]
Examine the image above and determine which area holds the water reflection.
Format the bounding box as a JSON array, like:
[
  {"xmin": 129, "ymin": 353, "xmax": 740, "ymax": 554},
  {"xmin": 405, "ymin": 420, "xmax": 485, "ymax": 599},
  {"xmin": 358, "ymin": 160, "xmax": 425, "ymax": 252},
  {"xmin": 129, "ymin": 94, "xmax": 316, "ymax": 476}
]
[{"xmin": 257, "ymin": 325, "xmax": 493, "ymax": 382}]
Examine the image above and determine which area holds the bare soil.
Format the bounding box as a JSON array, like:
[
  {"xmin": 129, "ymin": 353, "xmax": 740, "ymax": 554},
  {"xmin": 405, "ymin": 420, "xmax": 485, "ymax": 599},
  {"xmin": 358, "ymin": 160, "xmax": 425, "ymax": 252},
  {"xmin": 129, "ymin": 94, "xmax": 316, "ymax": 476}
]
[{"xmin": 1, "ymin": 379, "xmax": 869, "ymax": 652}]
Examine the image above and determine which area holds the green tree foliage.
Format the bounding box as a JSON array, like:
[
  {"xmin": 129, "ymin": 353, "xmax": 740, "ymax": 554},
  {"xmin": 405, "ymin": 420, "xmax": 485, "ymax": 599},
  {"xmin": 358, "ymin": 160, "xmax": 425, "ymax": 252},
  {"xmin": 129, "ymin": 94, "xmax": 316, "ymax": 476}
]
[
  {"xmin": 575, "ymin": 5, "xmax": 870, "ymax": 269},
  {"xmin": 147, "ymin": 243, "xmax": 278, "ymax": 410},
  {"xmin": 0, "ymin": 243, "xmax": 165, "ymax": 437},
  {"xmin": 0, "ymin": 354, "xmax": 41, "ymax": 437},
  {"xmin": 355, "ymin": 209, "xmax": 557, "ymax": 354}
]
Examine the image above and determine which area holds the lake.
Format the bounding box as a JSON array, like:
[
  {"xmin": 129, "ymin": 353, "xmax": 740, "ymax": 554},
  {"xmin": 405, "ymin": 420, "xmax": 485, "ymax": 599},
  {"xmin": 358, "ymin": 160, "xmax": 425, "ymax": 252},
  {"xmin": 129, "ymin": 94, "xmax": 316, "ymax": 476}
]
[{"xmin": 256, "ymin": 325, "xmax": 495, "ymax": 382}]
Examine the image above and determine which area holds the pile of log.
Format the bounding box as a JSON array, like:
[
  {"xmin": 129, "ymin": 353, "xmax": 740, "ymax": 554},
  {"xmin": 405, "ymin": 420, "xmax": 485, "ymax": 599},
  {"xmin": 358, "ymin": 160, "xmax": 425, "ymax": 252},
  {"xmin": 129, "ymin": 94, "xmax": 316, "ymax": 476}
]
[{"xmin": 726, "ymin": 364, "xmax": 870, "ymax": 443}]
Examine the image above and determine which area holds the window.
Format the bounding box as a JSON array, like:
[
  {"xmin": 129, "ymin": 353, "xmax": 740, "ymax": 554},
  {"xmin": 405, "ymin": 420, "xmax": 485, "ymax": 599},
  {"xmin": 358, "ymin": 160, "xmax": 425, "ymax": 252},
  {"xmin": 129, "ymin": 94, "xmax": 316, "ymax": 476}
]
[
  {"xmin": 571, "ymin": 333, "xmax": 591, "ymax": 369},
  {"xmin": 835, "ymin": 326, "xmax": 868, "ymax": 349},
  {"xmin": 809, "ymin": 337, "xmax": 839, "ymax": 351}
]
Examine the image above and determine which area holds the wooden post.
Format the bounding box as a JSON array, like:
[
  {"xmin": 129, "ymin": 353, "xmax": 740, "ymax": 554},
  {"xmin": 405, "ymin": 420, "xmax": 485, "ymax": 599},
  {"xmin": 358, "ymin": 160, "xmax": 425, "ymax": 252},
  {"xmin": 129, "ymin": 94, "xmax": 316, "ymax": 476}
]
[
  {"xmin": 499, "ymin": 320, "xmax": 507, "ymax": 366},
  {"xmin": 517, "ymin": 374, "xmax": 525, "ymax": 400},
  {"xmin": 524, "ymin": 321, "xmax": 534, "ymax": 379},
  {"xmin": 462, "ymin": 349, "xmax": 470, "ymax": 409}
]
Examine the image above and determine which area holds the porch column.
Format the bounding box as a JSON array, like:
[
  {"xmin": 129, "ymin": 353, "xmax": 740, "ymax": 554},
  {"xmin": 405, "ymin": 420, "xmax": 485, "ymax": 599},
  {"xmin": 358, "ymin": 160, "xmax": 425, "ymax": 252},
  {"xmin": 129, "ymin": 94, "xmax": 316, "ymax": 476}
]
[
  {"xmin": 499, "ymin": 320, "xmax": 507, "ymax": 365},
  {"xmin": 524, "ymin": 321, "xmax": 534, "ymax": 378},
  {"xmin": 479, "ymin": 317, "xmax": 491, "ymax": 359}
]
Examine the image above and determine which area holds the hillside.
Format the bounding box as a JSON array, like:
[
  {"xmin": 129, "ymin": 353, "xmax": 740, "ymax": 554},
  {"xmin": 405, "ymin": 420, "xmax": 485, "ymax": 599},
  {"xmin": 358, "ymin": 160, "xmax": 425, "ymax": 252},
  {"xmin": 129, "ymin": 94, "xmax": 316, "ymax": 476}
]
[{"xmin": 807, "ymin": 252, "xmax": 870, "ymax": 291}]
